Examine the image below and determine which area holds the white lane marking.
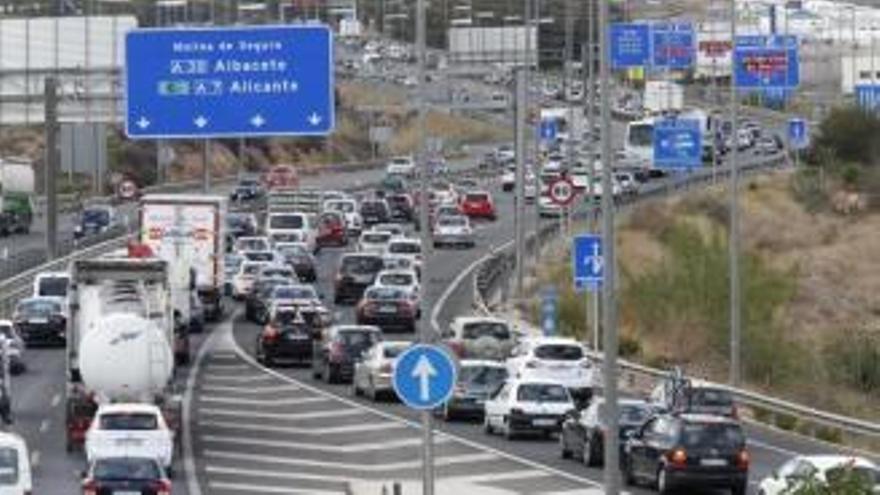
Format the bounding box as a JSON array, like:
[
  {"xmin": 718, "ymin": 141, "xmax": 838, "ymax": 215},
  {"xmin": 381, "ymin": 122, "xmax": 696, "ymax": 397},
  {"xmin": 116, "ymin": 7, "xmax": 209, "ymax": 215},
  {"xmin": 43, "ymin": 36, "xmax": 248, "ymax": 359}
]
[
  {"xmin": 748, "ymin": 438, "xmax": 799, "ymax": 457},
  {"xmin": 209, "ymin": 480, "xmax": 344, "ymax": 494},
  {"xmin": 202, "ymin": 434, "xmax": 450, "ymax": 453},
  {"xmin": 50, "ymin": 393, "xmax": 61, "ymax": 408},
  {"xmin": 199, "ymin": 419, "xmax": 408, "ymax": 435},
  {"xmin": 204, "ymin": 449, "xmax": 497, "ymax": 472},
  {"xmin": 198, "ymin": 395, "xmax": 330, "ymax": 406},
  {"xmin": 29, "ymin": 451, "xmax": 40, "ymax": 469},
  {"xmin": 207, "ymin": 465, "xmax": 355, "ymax": 484},
  {"xmin": 199, "ymin": 407, "xmax": 362, "ymax": 421},
  {"xmin": 202, "ymin": 374, "xmax": 279, "ymax": 383},
  {"xmin": 38, "ymin": 419, "xmax": 50, "ymax": 433},
  {"xmin": 440, "ymin": 470, "xmax": 552, "ymax": 484},
  {"xmin": 204, "ymin": 363, "xmax": 251, "ymax": 370},
  {"xmin": 227, "ymin": 325, "xmax": 602, "ymax": 488},
  {"xmin": 198, "ymin": 384, "xmax": 300, "ymax": 394}
]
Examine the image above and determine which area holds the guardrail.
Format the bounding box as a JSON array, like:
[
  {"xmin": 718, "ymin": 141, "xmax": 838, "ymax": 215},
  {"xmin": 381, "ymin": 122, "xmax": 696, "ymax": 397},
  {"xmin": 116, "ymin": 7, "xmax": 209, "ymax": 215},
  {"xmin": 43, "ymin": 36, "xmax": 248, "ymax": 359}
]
[{"xmin": 470, "ymin": 155, "xmax": 880, "ymax": 452}]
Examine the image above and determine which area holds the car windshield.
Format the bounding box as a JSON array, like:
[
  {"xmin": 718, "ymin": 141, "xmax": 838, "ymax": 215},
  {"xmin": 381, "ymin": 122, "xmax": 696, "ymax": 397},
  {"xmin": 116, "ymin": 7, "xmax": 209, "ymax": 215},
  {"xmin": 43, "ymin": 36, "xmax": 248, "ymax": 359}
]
[
  {"xmin": 94, "ymin": 458, "xmax": 160, "ymax": 481},
  {"xmin": 517, "ymin": 384, "xmax": 570, "ymax": 403},
  {"xmin": 379, "ymin": 273, "xmax": 414, "ymax": 286},
  {"xmin": 82, "ymin": 208, "xmax": 109, "ymax": 224},
  {"xmin": 680, "ymin": 423, "xmax": 745, "ymax": 449},
  {"xmin": 37, "ymin": 277, "xmax": 68, "ymax": 297},
  {"xmin": 17, "ymin": 299, "xmax": 60, "ymax": 317},
  {"xmin": 99, "ymin": 412, "xmax": 159, "ymax": 430},
  {"xmin": 459, "ymin": 365, "xmax": 507, "ymax": 385},
  {"xmin": 269, "ymin": 215, "xmax": 304, "ymax": 230},
  {"xmin": 244, "ymin": 251, "xmax": 274, "ymax": 262},
  {"xmin": 338, "ymin": 330, "xmax": 381, "ymax": 348},
  {"xmin": 362, "ymin": 232, "xmax": 391, "ymax": 244},
  {"xmin": 0, "ymin": 448, "xmax": 18, "ymax": 485},
  {"xmin": 465, "ymin": 193, "xmax": 489, "ymax": 202},
  {"xmin": 342, "ymin": 256, "xmax": 383, "ymax": 274},
  {"xmin": 365, "ymin": 287, "xmax": 405, "ymax": 300},
  {"xmin": 462, "ymin": 322, "xmax": 510, "ymax": 340},
  {"xmin": 534, "ymin": 344, "xmax": 583, "ymax": 361},
  {"xmin": 389, "ymin": 242, "xmax": 420, "ymax": 254},
  {"xmin": 278, "ymin": 245, "xmax": 309, "ymax": 258},
  {"xmin": 262, "ymin": 268, "xmax": 293, "ymax": 278},
  {"xmin": 438, "ymin": 216, "xmax": 467, "ymax": 227},
  {"xmin": 327, "ymin": 201, "xmax": 355, "ymax": 213},
  {"xmin": 274, "ymin": 286, "xmax": 317, "ymax": 300}
]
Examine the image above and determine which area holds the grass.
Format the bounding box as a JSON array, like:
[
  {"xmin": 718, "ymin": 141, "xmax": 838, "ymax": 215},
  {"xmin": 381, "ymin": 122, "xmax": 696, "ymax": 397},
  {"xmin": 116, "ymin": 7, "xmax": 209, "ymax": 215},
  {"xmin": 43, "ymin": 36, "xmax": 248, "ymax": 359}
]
[{"xmin": 389, "ymin": 111, "xmax": 512, "ymax": 155}]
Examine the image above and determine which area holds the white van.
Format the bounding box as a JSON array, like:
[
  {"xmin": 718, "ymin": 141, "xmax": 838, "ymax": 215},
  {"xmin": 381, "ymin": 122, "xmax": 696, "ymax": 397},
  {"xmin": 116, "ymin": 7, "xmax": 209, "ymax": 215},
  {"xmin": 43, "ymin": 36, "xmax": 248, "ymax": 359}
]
[{"xmin": 0, "ymin": 432, "xmax": 32, "ymax": 495}]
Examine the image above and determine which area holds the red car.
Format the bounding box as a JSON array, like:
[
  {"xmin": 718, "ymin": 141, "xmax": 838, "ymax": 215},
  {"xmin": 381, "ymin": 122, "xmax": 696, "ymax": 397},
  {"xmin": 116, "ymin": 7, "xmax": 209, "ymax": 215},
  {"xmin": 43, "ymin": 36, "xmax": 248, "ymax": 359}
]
[
  {"xmin": 316, "ymin": 211, "xmax": 348, "ymax": 247},
  {"xmin": 459, "ymin": 191, "xmax": 496, "ymax": 220}
]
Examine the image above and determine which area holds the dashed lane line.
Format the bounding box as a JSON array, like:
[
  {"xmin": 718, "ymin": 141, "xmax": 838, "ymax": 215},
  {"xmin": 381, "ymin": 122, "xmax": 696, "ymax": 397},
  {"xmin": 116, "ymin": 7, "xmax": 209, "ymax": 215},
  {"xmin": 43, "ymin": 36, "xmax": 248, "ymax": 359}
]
[
  {"xmin": 201, "ymin": 434, "xmax": 452, "ymax": 453},
  {"xmin": 198, "ymin": 395, "xmax": 331, "ymax": 406},
  {"xmin": 203, "ymin": 450, "xmax": 498, "ymax": 472},
  {"xmin": 38, "ymin": 419, "xmax": 49, "ymax": 434},
  {"xmin": 50, "ymin": 393, "xmax": 61, "ymax": 408},
  {"xmin": 197, "ymin": 384, "xmax": 301, "ymax": 394},
  {"xmin": 201, "ymin": 374, "xmax": 281, "ymax": 383},
  {"xmin": 198, "ymin": 419, "xmax": 409, "ymax": 435},
  {"xmin": 198, "ymin": 407, "xmax": 363, "ymax": 421},
  {"xmin": 209, "ymin": 481, "xmax": 344, "ymax": 494}
]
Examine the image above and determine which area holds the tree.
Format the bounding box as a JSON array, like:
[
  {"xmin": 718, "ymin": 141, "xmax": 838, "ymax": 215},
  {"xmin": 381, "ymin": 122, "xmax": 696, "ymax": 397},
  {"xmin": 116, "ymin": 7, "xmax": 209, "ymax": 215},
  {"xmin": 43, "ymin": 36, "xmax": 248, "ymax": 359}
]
[
  {"xmin": 785, "ymin": 466, "xmax": 876, "ymax": 495},
  {"xmin": 812, "ymin": 106, "xmax": 880, "ymax": 167}
]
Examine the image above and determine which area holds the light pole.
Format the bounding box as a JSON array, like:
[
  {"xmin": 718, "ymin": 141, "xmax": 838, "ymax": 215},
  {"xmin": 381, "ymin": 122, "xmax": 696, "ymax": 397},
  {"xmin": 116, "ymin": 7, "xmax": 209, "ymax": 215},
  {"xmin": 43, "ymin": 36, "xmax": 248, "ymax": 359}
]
[{"xmin": 728, "ymin": 0, "xmax": 742, "ymax": 387}]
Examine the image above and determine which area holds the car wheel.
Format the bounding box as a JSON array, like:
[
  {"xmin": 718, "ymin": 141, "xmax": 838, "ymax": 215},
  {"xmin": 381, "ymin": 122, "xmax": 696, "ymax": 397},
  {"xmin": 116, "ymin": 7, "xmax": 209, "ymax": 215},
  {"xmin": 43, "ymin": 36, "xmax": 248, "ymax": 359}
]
[
  {"xmin": 622, "ymin": 458, "xmax": 636, "ymax": 487},
  {"xmin": 732, "ymin": 483, "xmax": 747, "ymax": 495},
  {"xmin": 441, "ymin": 404, "xmax": 454, "ymax": 422},
  {"xmin": 483, "ymin": 415, "xmax": 494, "ymax": 435},
  {"xmin": 583, "ymin": 437, "xmax": 595, "ymax": 467},
  {"xmin": 657, "ymin": 468, "xmax": 671, "ymax": 494},
  {"xmin": 311, "ymin": 365, "xmax": 322, "ymax": 380},
  {"xmin": 503, "ymin": 417, "xmax": 517, "ymax": 440},
  {"xmin": 324, "ymin": 363, "xmax": 334, "ymax": 384},
  {"xmin": 367, "ymin": 378, "xmax": 377, "ymax": 401},
  {"xmin": 559, "ymin": 434, "xmax": 572, "ymax": 459}
]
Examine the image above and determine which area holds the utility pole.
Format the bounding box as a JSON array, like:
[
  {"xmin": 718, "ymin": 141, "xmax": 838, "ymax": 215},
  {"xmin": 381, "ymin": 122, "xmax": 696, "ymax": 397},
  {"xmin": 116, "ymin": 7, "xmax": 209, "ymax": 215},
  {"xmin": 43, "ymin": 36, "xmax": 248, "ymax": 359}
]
[
  {"xmin": 599, "ymin": 0, "xmax": 620, "ymax": 492},
  {"xmin": 45, "ymin": 77, "xmax": 59, "ymax": 261},
  {"xmin": 202, "ymin": 140, "xmax": 210, "ymax": 193},
  {"xmin": 415, "ymin": 0, "xmax": 434, "ymax": 492},
  {"xmin": 514, "ymin": 67, "xmax": 527, "ymax": 297},
  {"xmin": 728, "ymin": 0, "xmax": 742, "ymax": 387}
]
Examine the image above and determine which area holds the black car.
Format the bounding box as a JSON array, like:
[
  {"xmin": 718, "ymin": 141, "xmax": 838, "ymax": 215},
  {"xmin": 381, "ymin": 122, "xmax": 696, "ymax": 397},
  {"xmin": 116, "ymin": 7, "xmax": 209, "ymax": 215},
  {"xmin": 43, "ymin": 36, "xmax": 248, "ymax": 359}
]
[
  {"xmin": 622, "ymin": 413, "xmax": 749, "ymax": 495},
  {"xmin": 276, "ymin": 243, "xmax": 318, "ymax": 282},
  {"xmin": 333, "ymin": 253, "xmax": 384, "ymax": 304},
  {"xmin": 74, "ymin": 206, "xmax": 115, "ymax": 239},
  {"xmin": 255, "ymin": 307, "xmax": 316, "ymax": 366},
  {"xmin": 225, "ymin": 212, "xmax": 258, "ymax": 241},
  {"xmin": 436, "ymin": 361, "xmax": 507, "ymax": 421},
  {"xmin": 312, "ymin": 325, "xmax": 383, "ymax": 384},
  {"xmin": 385, "ymin": 194, "xmax": 415, "ymax": 222},
  {"xmin": 560, "ymin": 398, "xmax": 655, "ymax": 467},
  {"xmin": 81, "ymin": 457, "xmax": 171, "ymax": 495},
  {"xmin": 196, "ymin": 284, "xmax": 224, "ymax": 322},
  {"xmin": 245, "ymin": 276, "xmax": 294, "ymax": 323},
  {"xmin": 360, "ymin": 199, "xmax": 390, "ymax": 226},
  {"xmin": 13, "ymin": 297, "xmax": 66, "ymax": 347},
  {"xmin": 229, "ymin": 179, "xmax": 264, "ymax": 201},
  {"xmin": 355, "ymin": 286, "xmax": 417, "ymax": 332}
]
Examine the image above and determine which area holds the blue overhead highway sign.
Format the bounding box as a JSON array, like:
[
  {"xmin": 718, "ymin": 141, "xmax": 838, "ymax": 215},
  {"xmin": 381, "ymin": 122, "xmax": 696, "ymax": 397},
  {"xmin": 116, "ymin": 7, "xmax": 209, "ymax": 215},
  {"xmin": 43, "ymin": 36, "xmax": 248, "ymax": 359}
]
[
  {"xmin": 573, "ymin": 234, "xmax": 603, "ymax": 286},
  {"xmin": 654, "ymin": 118, "xmax": 702, "ymax": 169},
  {"xmin": 651, "ymin": 22, "xmax": 695, "ymax": 70},
  {"xmin": 610, "ymin": 23, "xmax": 651, "ymax": 68},
  {"xmin": 125, "ymin": 25, "xmax": 334, "ymax": 139},
  {"xmin": 393, "ymin": 345, "xmax": 457, "ymax": 410},
  {"xmin": 733, "ymin": 34, "xmax": 799, "ymax": 89}
]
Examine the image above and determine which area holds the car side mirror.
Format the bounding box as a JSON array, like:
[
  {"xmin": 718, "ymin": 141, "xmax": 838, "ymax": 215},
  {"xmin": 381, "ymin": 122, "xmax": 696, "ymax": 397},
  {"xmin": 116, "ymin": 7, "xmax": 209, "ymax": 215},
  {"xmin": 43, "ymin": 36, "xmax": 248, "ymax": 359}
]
[
  {"xmin": 625, "ymin": 429, "xmax": 638, "ymax": 440},
  {"xmin": 79, "ymin": 470, "xmax": 88, "ymax": 480}
]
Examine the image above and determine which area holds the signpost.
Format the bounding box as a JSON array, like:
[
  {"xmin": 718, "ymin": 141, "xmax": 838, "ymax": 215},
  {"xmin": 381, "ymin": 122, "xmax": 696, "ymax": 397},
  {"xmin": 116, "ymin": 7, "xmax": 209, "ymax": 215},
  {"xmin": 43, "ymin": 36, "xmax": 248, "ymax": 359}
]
[
  {"xmin": 653, "ymin": 118, "xmax": 702, "ymax": 169},
  {"xmin": 651, "ymin": 22, "xmax": 695, "ymax": 70},
  {"xmin": 733, "ymin": 34, "xmax": 799, "ymax": 89},
  {"xmin": 393, "ymin": 345, "xmax": 457, "ymax": 410},
  {"xmin": 609, "ymin": 23, "xmax": 651, "ymax": 69},
  {"xmin": 125, "ymin": 25, "xmax": 335, "ymax": 138},
  {"xmin": 541, "ymin": 287, "xmax": 558, "ymax": 337}
]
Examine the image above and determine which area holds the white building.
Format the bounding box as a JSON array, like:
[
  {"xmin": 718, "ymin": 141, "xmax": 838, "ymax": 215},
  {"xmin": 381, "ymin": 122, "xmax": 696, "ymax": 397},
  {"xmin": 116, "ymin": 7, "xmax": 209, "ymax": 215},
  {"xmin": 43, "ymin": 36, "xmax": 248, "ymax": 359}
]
[{"xmin": 841, "ymin": 54, "xmax": 880, "ymax": 94}]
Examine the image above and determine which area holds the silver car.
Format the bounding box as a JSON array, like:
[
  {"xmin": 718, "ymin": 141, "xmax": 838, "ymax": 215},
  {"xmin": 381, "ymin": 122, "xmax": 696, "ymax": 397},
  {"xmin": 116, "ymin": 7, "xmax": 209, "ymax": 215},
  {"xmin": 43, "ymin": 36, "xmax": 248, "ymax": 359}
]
[{"xmin": 0, "ymin": 320, "xmax": 26, "ymax": 374}]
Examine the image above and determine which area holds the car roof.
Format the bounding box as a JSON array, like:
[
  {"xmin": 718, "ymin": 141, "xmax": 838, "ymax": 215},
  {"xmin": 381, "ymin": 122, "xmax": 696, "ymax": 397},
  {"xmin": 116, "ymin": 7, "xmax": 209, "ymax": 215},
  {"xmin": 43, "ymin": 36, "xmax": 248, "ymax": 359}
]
[
  {"xmin": 0, "ymin": 432, "xmax": 27, "ymax": 450},
  {"xmin": 341, "ymin": 253, "xmax": 382, "ymax": 260},
  {"xmin": 522, "ymin": 336, "xmax": 582, "ymax": 346},
  {"xmin": 377, "ymin": 269, "xmax": 417, "ymax": 278},
  {"xmin": 508, "ymin": 378, "xmax": 571, "ymax": 388},
  {"xmin": 96, "ymin": 403, "xmax": 161, "ymax": 415},
  {"xmin": 460, "ymin": 359, "xmax": 508, "ymax": 369},
  {"xmin": 453, "ymin": 316, "xmax": 509, "ymax": 326},
  {"xmin": 275, "ymin": 242, "xmax": 309, "ymax": 250},
  {"xmin": 674, "ymin": 413, "xmax": 741, "ymax": 425},
  {"xmin": 36, "ymin": 271, "xmax": 69, "ymax": 279},
  {"xmin": 332, "ymin": 325, "xmax": 381, "ymax": 333}
]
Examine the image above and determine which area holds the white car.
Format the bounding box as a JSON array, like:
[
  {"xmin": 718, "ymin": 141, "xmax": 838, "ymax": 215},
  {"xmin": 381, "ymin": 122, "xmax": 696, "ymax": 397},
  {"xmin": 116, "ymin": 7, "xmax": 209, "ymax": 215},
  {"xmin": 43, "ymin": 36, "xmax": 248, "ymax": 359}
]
[
  {"xmin": 352, "ymin": 341, "xmax": 412, "ymax": 401},
  {"xmin": 544, "ymin": 154, "xmax": 565, "ymax": 172},
  {"xmin": 386, "ymin": 156, "xmax": 416, "ymax": 176},
  {"xmin": 32, "ymin": 271, "xmax": 69, "ymax": 299},
  {"xmin": 257, "ymin": 264, "xmax": 298, "ymax": 283},
  {"xmin": 501, "ymin": 167, "xmax": 516, "ymax": 192},
  {"xmin": 234, "ymin": 236, "xmax": 270, "ymax": 254},
  {"xmin": 495, "ymin": 145, "xmax": 515, "ymax": 163},
  {"xmin": 538, "ymin": 195, "xmax": 564, "ymax": 218},
  {"xmin": 757, "ymin": 455, "xmax": 880, "ymax": 495},
  {"xmin": 324, "ymin": 199, "xmax": 363, "ymax": 235},
  {"xmin": 265, "ymin": 212, "xmax": 317, "ymax": 254},
  {"xmin": 0, "ymin": 432, "xmax": 32, "ymax": 494},
  {"xmin": 358, "ymin": 230, "xmax": 394, "ymax": 254},
  {"xmin": 483, "ymin": 379, "xmax": 575, "ymax": 439},
  {"xmin": 371, "ymin": 270, "xmax": 420, "ymax": 316},
  {"xmin": 506, "ymin": 337, "xmax": 598, "ymax": 406},
  {"xmin": 85, "ymin": 403, "xmax": 174, "ymax": 473},
  {"xmin": 233, "ymin": 260, "xmax": 271, "ymax": 298},
  {"xmin": 432, "ymin": 215, "xmax": 475, "ymax": 249},
  {"xmin": 385, "ymin": 238, "xmax": 422, "ymax": 263},
  {"xmin": 381, "ymin": 254, "xmax": 421, "ymax": 280},
  {"xmin": 0, "ymin": 320, "xmax": 26, "ymax": 374},
  {"xmin": 444, "ymin": 316, "xmax": 518, "ymax": 361},
  {"xmin": 570, "ymin": 168, "xmax": 590, "ymax": 190}
]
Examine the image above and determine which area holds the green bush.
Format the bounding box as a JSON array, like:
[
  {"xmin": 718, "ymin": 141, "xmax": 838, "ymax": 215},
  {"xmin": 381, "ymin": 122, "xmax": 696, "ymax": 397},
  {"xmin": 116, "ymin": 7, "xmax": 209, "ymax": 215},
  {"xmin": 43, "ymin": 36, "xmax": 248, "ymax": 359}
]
[
  {"xmin": 841, "ymin": 164, "xmax": 861, "ymax": 188},
  {"xmin": 776, "ymin": 413, "xmax": 799, "ymax": 431},
  {"xmin": 815, "ymin": 426, "xmax": 843, "ymax": 445},
  {"xmin": 823, "ymin": 328, "xmax": 880, "ymax": 393},
  {"xmin": 812, "ymin": 106, "xmax": 880, "ymax": 167},
  {"xmin": 619, "ymin": 333, "xmax": 642, "ymax": 358}
]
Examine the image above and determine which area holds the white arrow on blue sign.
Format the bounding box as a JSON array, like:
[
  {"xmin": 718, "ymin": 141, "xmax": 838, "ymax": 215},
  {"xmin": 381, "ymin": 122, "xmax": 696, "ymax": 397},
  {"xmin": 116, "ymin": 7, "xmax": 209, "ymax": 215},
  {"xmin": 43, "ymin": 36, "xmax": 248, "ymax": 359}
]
[
  {"xmin": 393, "ymin": 345, "xmax": 457, "ymax": 410},
  {"xmin": 788, "ymin": 118, "xmax": 808, "ymax": 149},
  {"xmin": 573, "ymin": 234, "xmax": 603, "ymax": 285},
  {"xmin": 538, "ymin": 119, "xmax": 558, "ymax": 142}
]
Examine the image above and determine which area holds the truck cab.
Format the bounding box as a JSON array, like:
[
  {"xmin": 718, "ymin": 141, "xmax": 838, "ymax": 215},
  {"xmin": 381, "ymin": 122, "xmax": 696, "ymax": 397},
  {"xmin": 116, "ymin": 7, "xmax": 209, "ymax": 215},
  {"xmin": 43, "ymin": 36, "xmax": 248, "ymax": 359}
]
[{"xmin": 74, "ymin": 205, "xmax": 119, "ymax": 239}]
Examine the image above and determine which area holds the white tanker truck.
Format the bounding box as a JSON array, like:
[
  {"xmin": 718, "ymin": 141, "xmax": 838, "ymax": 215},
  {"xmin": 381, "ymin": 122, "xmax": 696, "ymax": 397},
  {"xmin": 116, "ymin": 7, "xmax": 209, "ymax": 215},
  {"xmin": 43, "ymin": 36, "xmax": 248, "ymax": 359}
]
[{"xmin": 64, "ymin": 257, "xmax": 180, "ymax": 453}]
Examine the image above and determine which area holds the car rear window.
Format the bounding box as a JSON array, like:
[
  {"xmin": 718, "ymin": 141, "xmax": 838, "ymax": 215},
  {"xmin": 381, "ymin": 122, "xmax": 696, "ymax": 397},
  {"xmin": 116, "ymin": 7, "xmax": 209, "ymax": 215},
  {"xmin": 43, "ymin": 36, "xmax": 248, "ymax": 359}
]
[
  {"xmin": 517, "ymin": 384, "xmax": 570, "ymax": 403},
  {"xmin": 362, "ymin": 232, "xmax": 391, "ymax": 244},
  {"xmin": 686, "ymin": 388, "xmax": 734, "ymax": 407},
  {"xmin": 460, "ymin": 365, "xmax": 507, "ymax": 385},
  {"xmin": 273, "ymin": 286, "xmax": 317, "ymax": 300},
  {"xmin": 461, "ymin": 322, "xmax": 510, "ymax": 340},
  {"xmin": 365, "ymin": 287, "xmax": 405, "ymax": 300},
  {"xmin": 37, "ymin": 277, "xmax": 68, "ymax": 297},
  {"xmin": 17, "ymin": 300, "xmax": 60, "ymax": 317},
  {"xmin": 533, "ymin": 344, "xmax": 583, "ymax": 361},
  {"xmin": 99, "ymin": 412, "xmax": 159, "ymax": 430},
  {"xmin": 342, "ymin": 256, "xmax": 383, "ymax": 274},
  {"xmin": 384, "ymin": 345, "xmax": 408, "ymax": 358},
  {"xmin": 94, "ymin": 458, "xmax": 161, "ymax": 481},
  {"xmin": 338, "ymin": 330, "xmax": 381, "ymax": 348},
  {"xmin": 679, "ymin": 423, "xmax": 744, "ymax": 449},
  {"xmin": 0, "ymin": 448, "xmax": 19, "ymax": 485},
  {"xmin": 389, "ymin": 242, "xmax": 420, "ymax": 254},
  {"xmin": 465, "ymin": 193, "xmax": 489, "ymax": 202},
  {"xmin": 380, "ymin": 273, "xmax": 414, "ymax": 286},
  {"xmin": 269, "ymin": 215, "xmax": 304, "ymax": 230},
  {"xmin": 243, "ymin": 251, "xmax": 273, "ymax": 262}
]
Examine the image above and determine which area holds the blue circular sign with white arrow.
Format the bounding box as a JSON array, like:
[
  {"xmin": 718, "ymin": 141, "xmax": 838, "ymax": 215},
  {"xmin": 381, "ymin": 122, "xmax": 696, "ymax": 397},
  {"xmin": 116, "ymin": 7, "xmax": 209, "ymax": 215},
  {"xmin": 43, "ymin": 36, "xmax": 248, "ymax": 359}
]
[{"xmin": 392, "ymin": 344, "xmax": 457, "ymax": 410}]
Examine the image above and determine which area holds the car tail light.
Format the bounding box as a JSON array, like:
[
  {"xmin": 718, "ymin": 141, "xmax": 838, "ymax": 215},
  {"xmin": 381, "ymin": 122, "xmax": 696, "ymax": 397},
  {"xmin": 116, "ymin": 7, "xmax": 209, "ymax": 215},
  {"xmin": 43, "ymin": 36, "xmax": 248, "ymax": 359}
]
[
  {"xmin": 731, "ymin": 405, "xmax": 739, "ymax": 420},
  {"xmin": 151, "ymin": 479, "xmax": 172, "ymax": 495},
  {"xmin": 82, "ymin": 480, "xmax": 97, "ymax": 495},
  {"xmin": 736, "ymin": 449, "xmax": 750, "ymax": 470},
  {"xmin": 666, "ymin": 448, "xmax": 687, "ymax": 468},
  {"xmin": 380, "ymin": 363, "xmax": 393, "ymax": 374},
  {"xmin": 262, "ymin": 326, "xmax": 279, "ymax": 343},
  {"xmin": 329, "ymin": 341, "xmax": 346, "ymax": 361},
  {"xmin": 510, "ymin": 408, "xmax": 525, "ymax": 416},
  {"xmin": 398, "ymin": 301, "xmax": 414, "ymax": 317},
  {"xmin": 448, "ymin": 340, "xmax": 465, "ymax": 357},
  {"xmin": 360, "ymin": 302, "xmax": 375, "ymax": 317},
  {"xmin": 525, "ymin": 360, "xmax": 540, "ymax": 369}
]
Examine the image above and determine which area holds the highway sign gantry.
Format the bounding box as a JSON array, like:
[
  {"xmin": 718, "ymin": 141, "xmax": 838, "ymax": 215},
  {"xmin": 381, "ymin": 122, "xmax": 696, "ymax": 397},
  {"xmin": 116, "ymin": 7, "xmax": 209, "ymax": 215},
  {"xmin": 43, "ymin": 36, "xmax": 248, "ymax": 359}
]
[
  {"xmin": 125, "ymin": 25, "xmax": 334, "ymax": 139},
  {"xmin": 573, "ymin": 234, "xmax": 603, "ymax": 287},
  {"xmin": 548, "ymin": 176, "xmax": 576, "ymax": 206},
  {"xmin": 393, "ymin": 345, "xmax": 457, "ymax": 410}
]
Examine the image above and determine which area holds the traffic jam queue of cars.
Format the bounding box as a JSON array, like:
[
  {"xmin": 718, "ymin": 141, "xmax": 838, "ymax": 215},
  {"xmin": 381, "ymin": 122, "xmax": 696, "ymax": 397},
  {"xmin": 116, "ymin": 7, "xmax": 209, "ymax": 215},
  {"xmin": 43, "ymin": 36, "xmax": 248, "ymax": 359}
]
[{"xmin": 0, "ymin": 156, "xmax": 876, "ymax": 495}]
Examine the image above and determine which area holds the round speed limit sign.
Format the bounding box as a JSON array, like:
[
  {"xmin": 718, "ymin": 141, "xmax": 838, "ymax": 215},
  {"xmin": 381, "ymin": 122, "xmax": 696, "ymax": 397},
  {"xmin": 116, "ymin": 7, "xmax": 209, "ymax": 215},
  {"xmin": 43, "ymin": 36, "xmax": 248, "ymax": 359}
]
[{"xmin": 548, "ymin": 177, "xmax": 576, "ymax": 206}]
